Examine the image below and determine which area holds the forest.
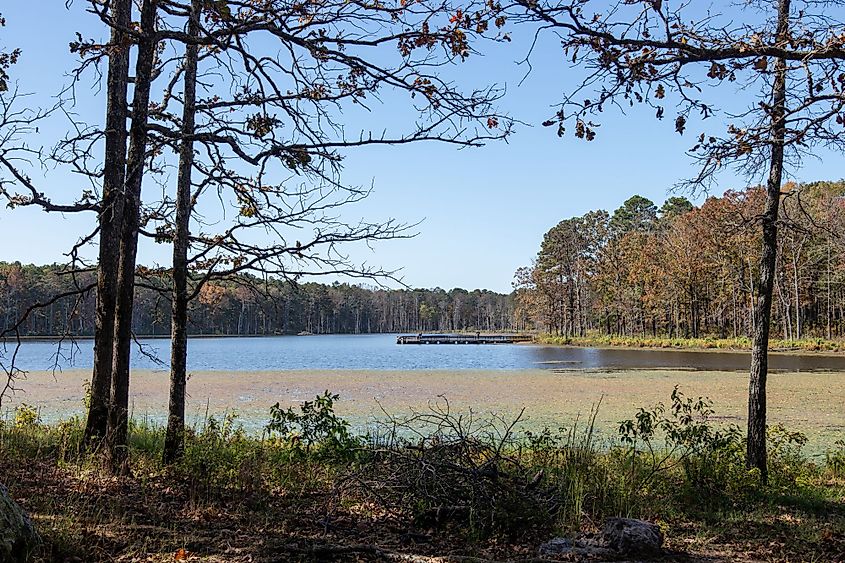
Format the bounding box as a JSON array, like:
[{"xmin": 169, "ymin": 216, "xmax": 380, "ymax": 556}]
[
  {"xmin": 515, "ymin": 181, "xmax": 845, "ymax": 341},
  {"xmin": 0, "ymin": 263, "xmax": 516, "ymax": 336}
]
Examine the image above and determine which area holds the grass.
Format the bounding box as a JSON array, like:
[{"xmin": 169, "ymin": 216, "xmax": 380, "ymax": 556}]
[
  {"xmin": 3, "ymin": 394, "xmax": 845, "ymax": 562},
  {"xmin": 536, "ymin": 333, "xmax": 845, "ymax": 353}
]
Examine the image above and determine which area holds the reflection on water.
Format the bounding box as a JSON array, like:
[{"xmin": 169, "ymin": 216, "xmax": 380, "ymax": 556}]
[
  {"xmin": 530, "ymin": 345, "xmax": 845, "ymax": 372},
  {"xmin": 3, "ymin": 334, "xmax": 845, "ymax": 372}
]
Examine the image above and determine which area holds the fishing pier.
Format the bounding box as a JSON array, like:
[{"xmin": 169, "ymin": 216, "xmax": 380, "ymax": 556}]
[{"xmin": 396, "ymin": 333, "xmax": 533, "ymax": 345}]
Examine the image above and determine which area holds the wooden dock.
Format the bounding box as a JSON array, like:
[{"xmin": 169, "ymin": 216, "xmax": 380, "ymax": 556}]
[{"xmin": 396, "ymin": 334, "xmax": 533, "ymax": 345}]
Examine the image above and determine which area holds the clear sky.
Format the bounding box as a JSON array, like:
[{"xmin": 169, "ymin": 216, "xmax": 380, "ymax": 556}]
[{"xmin": 1, "ymin": 2, "xmax": 843, "ymax": 293}]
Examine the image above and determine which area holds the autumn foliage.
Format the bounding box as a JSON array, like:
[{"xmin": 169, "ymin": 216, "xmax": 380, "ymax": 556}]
[{"xmin": 516, "ymin": 182, "xmax": 845, "ymax": 341}]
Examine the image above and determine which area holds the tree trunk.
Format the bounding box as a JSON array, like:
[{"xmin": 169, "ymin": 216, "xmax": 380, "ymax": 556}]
[
  {"xmin": 828, "ymin": 237, "xmax": 833, "ymax": 340},
  {"xmin": 792, "ymin": 240, "xmax": 802, "ymax": 340},
  {"xmin": 107, "ymin": 0, "xmax": 159, "ymax": 474},
  {"xmin": 163, "ymin": 0, "xmax": 199, "ymax": 465},
  {"xmin": 84, "ymin": 0, "xmax": 131, "ymax": 449},
  {"xmin": 747, "ymin": 0, "xmax": 790, "ymax": 484}
]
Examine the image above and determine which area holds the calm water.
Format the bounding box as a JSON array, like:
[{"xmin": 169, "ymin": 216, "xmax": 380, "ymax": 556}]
[{"xmin": 3, "ymin": 334, "xmax": 845, "ymax": 372}]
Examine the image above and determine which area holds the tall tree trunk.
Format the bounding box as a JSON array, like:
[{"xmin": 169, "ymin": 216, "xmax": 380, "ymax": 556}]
[
  {"xmin": 107, "ymin": 0, "xmax": 159, "ymax": 474},
  {"xmin": 747, "ymin": 0, "xmax": 790, "ymax": 484},
  {"xmin": 792, "ymin": 241, "xmax": 802, "ymax": 339},
  {"xmin": 84, "ymin": 0, "xmax": 131, "ymax": 449},
  {"xmin": 163, "ymin": 0, "xmax": 199, "ymax": 465},
  {"xmin": 828, "ymin": 237, "xmax": 833, "ymax": 340}
]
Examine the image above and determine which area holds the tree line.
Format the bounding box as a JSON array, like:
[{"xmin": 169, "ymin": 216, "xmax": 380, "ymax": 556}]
[
  {"xmin": 515, "ymin": 182, "xmax": 845, "ymax": 341},
  {"xmin": 0, "ymin": 262, "xmax": 515, "ymax": 336}
]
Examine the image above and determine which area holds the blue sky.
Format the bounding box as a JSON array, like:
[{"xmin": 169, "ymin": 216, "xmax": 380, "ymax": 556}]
[{"xmin": 1, "ymin": 2, "xmax": 843, "ymax": 293}]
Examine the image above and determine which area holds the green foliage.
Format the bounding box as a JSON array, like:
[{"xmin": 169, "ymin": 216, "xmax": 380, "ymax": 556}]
[
  {"xmin": 825, "ymin": 440, "xmax": 845, "ymax": 479},
  {"xmin": 609, "ymin": 194, "xmax": 657, "ymax": 235},
  {"xmin": 766, "ymin": 424, "xmax": 810, "ymax": 488},
  {"xmin": 659, "ymin": 196, "xmax": 694, "ymax": 222},
  {"xmin": 609, "ymin": 388, "xmax": 825, "ymax": 513},
  {"xmin": 519, "ymin": 411, "xmax": 628, "ymax": 531},
  {"xmin": 535, "ymin": 332, "xmax": 845, "ymax": 353},
  {"xmin": 265, "ymin": 391, "xmax": 359, "ymax": 457},
  {"xmin": 0, "ymin": 411, "xmax": 82, "ymax": 463},
  {"xmin": 13, "ymin": 403, "xmax": 39, "ymax": 428},
  {"xmin": 616, "ymin": 386, "xmax": 756, "ymax": 509},
  {"xmin": 178, "ymin": 411, "xmax": 271, "ymax": 501},
  {"xmin": 617, "ymin": 386, "xmax": 737, "ymax": 453}
]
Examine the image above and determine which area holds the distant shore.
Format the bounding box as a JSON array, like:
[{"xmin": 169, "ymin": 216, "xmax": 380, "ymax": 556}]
[
  {"xmin": 1, "ymin": 330, "xmax": 528, "ymax": 342},
  {"xmin": 535, "ymin": 333, "xmax": 845, "ymax": 355}
]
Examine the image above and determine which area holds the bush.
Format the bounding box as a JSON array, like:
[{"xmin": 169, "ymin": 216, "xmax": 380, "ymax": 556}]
[
  {"xmin": 265, "ymin": 391, "xmax": 360, "ymax": 458},
  {"xmin": 767, "ymin": 424, "xmax": 810, "ymax": 488},
  {"xmin": 615, "ymin": 386, "xmax": 759, "ymax": 511},
  {"xmin": 13, "ymin": 403, "xmax": 39, "ymax": 428},
  {"xmin": 825, "ymin": 440, "xmax": 845, "ymax": 479}
]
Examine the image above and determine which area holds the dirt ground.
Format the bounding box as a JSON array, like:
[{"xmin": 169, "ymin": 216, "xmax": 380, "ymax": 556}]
[{"xmin": 5, "ymin": 453, "xmax": 844, "ymax": 562}]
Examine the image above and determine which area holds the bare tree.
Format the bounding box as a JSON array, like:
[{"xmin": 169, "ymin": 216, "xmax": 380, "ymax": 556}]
[
  {"xmin": 145, "ymin": 0, "xmax": 512, "ymax": 462},
  {"xmin": 161, "ymin": 0, "xmax": 200, "ymax": 464},
  {"xmin": 0, "ymin": 11, "xmax": 101, "ymax": 407},
  {"xmin": 516, "ymin": 0, "xmax": 845, "ymax": 482}
]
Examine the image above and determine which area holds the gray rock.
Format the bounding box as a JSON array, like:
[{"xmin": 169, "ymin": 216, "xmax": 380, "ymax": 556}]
[
  {"xmin": 538, "ymin": 535, "xmax": 616, "ymax": 559},
  {"xmin": 539, "ymin": 518, "xmax": 664, "ymax": 560},
  {"xmin": 538, "ymin": 537, "xmax": 575, "ymax": 555},
  {"xmin": 0, "ymin": 484, "xmax": 40, "ymax": 562},
  {"xmin": 602, "ymin": 518, "xmax": 663, "ymax": 555}
]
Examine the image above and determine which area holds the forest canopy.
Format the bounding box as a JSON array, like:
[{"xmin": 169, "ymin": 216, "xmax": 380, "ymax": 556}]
[{"xmin": 514, "ymin": 181, "xmax": 845, "ymax": 341}]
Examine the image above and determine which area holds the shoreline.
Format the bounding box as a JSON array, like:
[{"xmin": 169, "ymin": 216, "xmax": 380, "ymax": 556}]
[{"xmin": 532, "ymin": 334, "xmax": 845, "ymax": 356}]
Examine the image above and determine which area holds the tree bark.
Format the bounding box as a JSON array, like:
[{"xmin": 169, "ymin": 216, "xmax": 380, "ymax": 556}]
[
  {"xmin": 747, "ymin": 0, "xmax": 790, "ymax": 484},
  {"xmin": 163, "ymin": 0, "xmax": 199, "ymax": 465},
  {"xmin": 83, "ymin": 0, "xmax": 131, "ymax": 449},
  {"xmin": 107, "ymin": 0, "xmax": 159, "ymax": 474}
]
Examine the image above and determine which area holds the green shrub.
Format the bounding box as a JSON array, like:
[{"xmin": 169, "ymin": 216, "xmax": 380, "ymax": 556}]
[
  {"xmin": 14, "ymin": 403, "xmax": 39, "ymax": 428},
  {"xmin": 825, "ymin": 440, "xmax": 845, "ymax": 479},
  {"xmin": 616, "ymin": 386, "xmax": 758, "ymax": 511},
  {"xmin": 265, "ymin": 391, "xmax": 360, "ymax": 458},
  {"xmin": 767, "ymin": 424, "xmax": 810, "ymax": 488}
]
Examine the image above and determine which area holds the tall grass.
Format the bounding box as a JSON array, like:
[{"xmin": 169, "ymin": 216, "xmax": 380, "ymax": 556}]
[{"xmin": 537, "ymin": 333, "xmax": 845, "ymax": 352}]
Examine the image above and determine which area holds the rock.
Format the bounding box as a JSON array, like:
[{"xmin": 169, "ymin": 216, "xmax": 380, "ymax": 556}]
[
  {"xmin": 538, "ymin": 535, "xmax": 617, "ymax": 559},
  {"xmin": 0, "ymin": 484, "xmax": 40, "ymax": 562},
  {"xmin": 538, "ymin": 537, "xmax": 575, "ymax": 555},
  {"xmin": 539, "ymin": 518, "xmax": 663, "ymax": 560},
  {"xmin": 602, "ymin": 518, "xmax": 663, "ymax": 555}
]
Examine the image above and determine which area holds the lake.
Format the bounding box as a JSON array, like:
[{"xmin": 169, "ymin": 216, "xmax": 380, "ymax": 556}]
[
  {"xmin": 4, "ymin": 333, "xmax": 845, "ymax": 372},
  {"xmin": 6, "ymin": 335, "xmax": 845, "ymax": 451}
]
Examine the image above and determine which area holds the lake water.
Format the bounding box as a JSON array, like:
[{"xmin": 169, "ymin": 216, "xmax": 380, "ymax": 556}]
[{"xmin": 3, "ymin": 334, "xmax": 845, "ymax": 372}]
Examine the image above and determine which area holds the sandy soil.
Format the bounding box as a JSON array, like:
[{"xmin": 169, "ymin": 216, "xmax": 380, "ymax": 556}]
[{"xmin": 5, "ymin": 368, "xmax": 845, "ymax": 450}]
